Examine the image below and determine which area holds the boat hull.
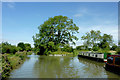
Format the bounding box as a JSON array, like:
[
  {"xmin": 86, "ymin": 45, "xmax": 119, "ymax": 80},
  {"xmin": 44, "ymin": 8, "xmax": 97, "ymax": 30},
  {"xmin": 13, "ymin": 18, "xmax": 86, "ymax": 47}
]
[{"xmin": 105, "ymin": 63, "xmax": 120, "ymax": 75}]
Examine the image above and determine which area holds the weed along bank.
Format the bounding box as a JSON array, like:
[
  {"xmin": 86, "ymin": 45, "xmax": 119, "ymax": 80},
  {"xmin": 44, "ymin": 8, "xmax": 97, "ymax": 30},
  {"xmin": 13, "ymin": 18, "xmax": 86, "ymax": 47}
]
[{"xmin": 1, "ymin": 51, "xmax": 33, "ymax": 78}]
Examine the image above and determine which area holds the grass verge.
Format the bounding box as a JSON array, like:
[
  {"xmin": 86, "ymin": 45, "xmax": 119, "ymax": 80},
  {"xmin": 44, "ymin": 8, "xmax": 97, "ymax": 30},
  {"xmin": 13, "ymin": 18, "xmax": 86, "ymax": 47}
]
[{"xmin": 0, "ymin": 51, "xmax": 32, "ymax": 78}]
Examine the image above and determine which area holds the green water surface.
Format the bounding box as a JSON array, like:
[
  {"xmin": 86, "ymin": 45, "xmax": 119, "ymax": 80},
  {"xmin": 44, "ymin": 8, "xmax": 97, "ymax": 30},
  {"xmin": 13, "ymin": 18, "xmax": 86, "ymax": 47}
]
[{"xmin": 9, "ymin": 54, "xmax": 120, "ymax": 78}]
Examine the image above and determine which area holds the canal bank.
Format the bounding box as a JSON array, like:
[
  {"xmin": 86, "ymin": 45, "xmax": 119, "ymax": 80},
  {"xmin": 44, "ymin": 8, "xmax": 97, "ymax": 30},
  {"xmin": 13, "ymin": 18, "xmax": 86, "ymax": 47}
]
[
  {"xmin": 9, "ymin": 53, "xmax": 120, "ymax": 78},
  {"xmin": 1, "ymin": 51, "xmax": 33, "ymax": 78}
]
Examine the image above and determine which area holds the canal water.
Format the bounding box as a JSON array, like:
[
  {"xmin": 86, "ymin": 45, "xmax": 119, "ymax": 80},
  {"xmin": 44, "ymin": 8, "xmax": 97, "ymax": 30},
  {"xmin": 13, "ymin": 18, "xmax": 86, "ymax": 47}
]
[{"xmin": 9, "ymin": 54, "xmax": 120, "ymax": 78}]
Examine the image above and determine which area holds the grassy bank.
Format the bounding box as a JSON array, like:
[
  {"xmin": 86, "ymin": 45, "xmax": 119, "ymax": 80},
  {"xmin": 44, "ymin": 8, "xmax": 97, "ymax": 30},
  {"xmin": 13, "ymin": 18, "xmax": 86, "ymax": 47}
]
[{"xmin": 0, "ymin": 51, "xmax": 32, "ymax": 78}]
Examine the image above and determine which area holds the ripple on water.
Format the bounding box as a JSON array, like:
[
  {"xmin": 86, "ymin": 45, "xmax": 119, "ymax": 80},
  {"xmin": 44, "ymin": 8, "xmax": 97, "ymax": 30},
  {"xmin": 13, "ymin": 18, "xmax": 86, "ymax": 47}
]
[{"xmin": 9, "ymin": 55, "xmax": 120, "ymax": 78}]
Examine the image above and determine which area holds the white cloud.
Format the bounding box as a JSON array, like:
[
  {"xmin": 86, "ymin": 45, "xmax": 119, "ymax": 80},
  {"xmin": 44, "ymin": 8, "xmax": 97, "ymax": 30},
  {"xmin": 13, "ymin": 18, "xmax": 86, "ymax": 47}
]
[
  {"xmin": 89, "ymin": 25, "xmax": 118, "ymax": 42},
  {"xmin": 73, "ymin": 7, "xmax": 101, "ymax": 18},
  {"xmin": 70, "ymin": 40, "xmax": 84, "ymax": 48},
  {"xmin": 70, "ymin": 25, "xmax": 118, "ymax": 48},
  {"xmin": 74, "ymin": 14, "xmax": 83, "ymax": 17},
  {"xmin": 73, "ymin": 8, "xmax": 88, "ymax": 18},
  {"xmin": 7, "ymin": 2, "xmax": 15, "ymax": 8}
]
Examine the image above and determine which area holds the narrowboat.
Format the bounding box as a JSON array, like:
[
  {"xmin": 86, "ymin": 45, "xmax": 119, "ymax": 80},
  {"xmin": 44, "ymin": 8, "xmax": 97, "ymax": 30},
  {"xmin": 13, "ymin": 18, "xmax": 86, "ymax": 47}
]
[
  {"xmin": 104, "ymin": 55, "xmax": 120, "ymax": 74},
  {"xmin": 78, "ymin": 52, "xmax": 104, "ymax": 62}
]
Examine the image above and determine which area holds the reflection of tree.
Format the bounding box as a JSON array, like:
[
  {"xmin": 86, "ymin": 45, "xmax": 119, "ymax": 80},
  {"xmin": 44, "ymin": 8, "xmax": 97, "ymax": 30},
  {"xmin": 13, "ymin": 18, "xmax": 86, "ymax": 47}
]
[
  {"xmin": 78, "ymin": 57, "xmax": 106, "ymax": 77},
  {"xmin": 33, "ymin": 56, "xmax": 72, "ymax": 78},
  {"xmin": 33, "ymin": 56, "xmax": 118, "ymax": 78},
  {"xmin": 78, "ymin": 57, "xmax": 104, "ymax": 66},
  {"xmin": 105, "ymin": 70, "xmax": 120, "ymax": 78}
]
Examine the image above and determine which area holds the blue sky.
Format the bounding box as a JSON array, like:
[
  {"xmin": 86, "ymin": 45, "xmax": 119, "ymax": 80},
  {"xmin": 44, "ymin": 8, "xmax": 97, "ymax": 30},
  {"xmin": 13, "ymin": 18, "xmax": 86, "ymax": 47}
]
[{"xmin": 2, "ymin": 2, "xmax": 118, "ymax": 47}]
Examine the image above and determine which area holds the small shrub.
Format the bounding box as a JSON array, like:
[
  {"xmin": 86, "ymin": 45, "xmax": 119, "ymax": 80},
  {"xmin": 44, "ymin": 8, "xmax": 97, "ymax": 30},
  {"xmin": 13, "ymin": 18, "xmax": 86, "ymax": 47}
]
[
  {"xmin": 27, "ymin": 51, "xmax": 33, "ymax": 55},
  {"xmin": 73, "ymin": 50, "xmax": 79, "ymax": 56},
  {"xmin": 116, "ymin": 47, "xmax": 120, "ymax": 54}
]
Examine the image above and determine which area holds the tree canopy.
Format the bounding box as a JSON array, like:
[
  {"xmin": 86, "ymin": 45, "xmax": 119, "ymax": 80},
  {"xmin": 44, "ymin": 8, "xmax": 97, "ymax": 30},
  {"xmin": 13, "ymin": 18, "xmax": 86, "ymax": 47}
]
[
  {"xmin": 81, "ymin": 30, "xmax": 101, "ymax": 48},
  {"xmin": 110, "ymin": 44, "xmax": 118, "ymax": 51},
  {"xmin": 2, "ymin": 42, "xmax": 18, "ymax": 54},
  {"xmin": 81, "ymin": 30, "xmax": 114, "ymax": 51},
  {"xmin": 99, "ymin": 34, "xmax": 113, "ymax": 50},
  {"xmin": 33, "ymin": 15, "xmax": 79, "ymax": 55},
  {"xmin": 1, "ymin": 42, "xmax": 32, "ymax": 54},
  {"xmin": 24, "ymin": 43, "xmax": 32, "ymax": 51},
  {"xmin": 17, "ymin": 42, "xmax": 26, "ymax": 51}
]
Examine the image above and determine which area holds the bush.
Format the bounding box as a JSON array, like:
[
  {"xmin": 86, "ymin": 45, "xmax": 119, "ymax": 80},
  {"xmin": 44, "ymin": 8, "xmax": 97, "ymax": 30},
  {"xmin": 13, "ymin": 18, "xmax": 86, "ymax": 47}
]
[
  {"xmin": 17, "ymin": 42, "xmax": 26, "ymax": 51},
  {"xmin": 47, "ymin": 51, "xmax": 52, "ymax": 55},
  {"xmin": 2, "ymin": 54, "xmax": 12, "ymax": 77},
  {"xmin": 15, "ymin": 52, "xmax": 26, "ymax": 60},
  {"xmin": 1, "ymin": 52, "xmax": 27, "ymax": 78},
  {"xmin": 2, "ymin": 42, "xmax": 18, "ymax": 54},
  {"xmin": 62, "ymin": 44, "xmax": 73, "ymax": 52},
  {"xmin": 97, "ymin": 48, "xmax": 109, "ymax": 53},
  {"xmin": 0, "ymin": 54, "xmax": 2, "ymax": 75},
  {"xmin": 116, "ymin": 47, "xmax": 120, "ymax": 54},
  {"xmin": 110, "ymin": 44, "xmax": 118, "ymax": 51},
  {"xmin": 7, "ymin": 55, "xmax": 21, "ymax": 69},
  {"xmin": 26, "ymin": 51, "xmax": 33, "ymax": 55},
  {"xmin": 92, "ymin": 46, "xmax": 99, "ymax": 51},
  {"xmin": 73, "ymin": 50, "xmax": 79, "ymax": 56}
]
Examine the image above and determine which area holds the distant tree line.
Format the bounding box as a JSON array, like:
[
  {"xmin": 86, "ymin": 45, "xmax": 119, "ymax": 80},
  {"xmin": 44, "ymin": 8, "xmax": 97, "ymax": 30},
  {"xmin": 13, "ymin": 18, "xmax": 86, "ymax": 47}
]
[
  {"xmin": 76, "ymin": 30, "xmax": 118, "ymax": 52},
  {"xmin": 1, "ymin": 42, "xmax": 32, "ymax": 54}
]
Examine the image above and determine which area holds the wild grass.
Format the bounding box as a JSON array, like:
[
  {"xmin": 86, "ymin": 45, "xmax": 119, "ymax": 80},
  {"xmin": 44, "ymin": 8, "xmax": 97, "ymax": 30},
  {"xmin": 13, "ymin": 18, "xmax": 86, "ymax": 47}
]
[
  {"xmin": 1, "ymin": 51, "xmax": 33, "ymax": 78},
  {"xmin": 0, "ymin": 54, "xmax": 2, "ymax": 75}
]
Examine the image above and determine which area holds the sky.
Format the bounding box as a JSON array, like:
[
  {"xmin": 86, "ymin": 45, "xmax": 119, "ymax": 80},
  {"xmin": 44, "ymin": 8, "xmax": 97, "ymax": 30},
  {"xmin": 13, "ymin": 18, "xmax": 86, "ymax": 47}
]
[
  {"xmin": 2, "ymin": 0, "xmax": 120, "ymax": 2},
  {"xmin": 2, "ymin": 2, "xmax": 118, "ymax": 48}
]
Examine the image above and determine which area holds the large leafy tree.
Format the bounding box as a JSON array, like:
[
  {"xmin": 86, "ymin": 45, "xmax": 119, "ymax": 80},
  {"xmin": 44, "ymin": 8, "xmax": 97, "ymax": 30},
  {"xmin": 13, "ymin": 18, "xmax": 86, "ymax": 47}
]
[
  {"xmin": 17, "ymin": 42, "xmax": 26, "ymax": 51},
  {"xmin": 99, "ymin": 34, "xmax": 113, "ymax": 50},
  {"xmin": 2, "ymin": 42, "xmax": 11, "ymax": 53},
  {"xmin": 33, "ymin": 15, "xmax": 79, "ymax": 55},
  {"xmin": 81, "ymin": 30, "xmax": 101, "ymax": 49},
  {"xmin": 62, "ymin": 44, "xmax": 73, "ymax": 52},
  {"xmin": 81, "ymin": 30, "xmax": 114, "ymax": 51},
  {"xmin": 110, "ymin": 44, "xmax": 118, "ymax": 51},
  {"xmin": 76, "ymin": 45, "xmax": 87, "ymax": 50},
  {"xmin": 24, "ymin": 43, "xmax": 32, "ymax": 51}
]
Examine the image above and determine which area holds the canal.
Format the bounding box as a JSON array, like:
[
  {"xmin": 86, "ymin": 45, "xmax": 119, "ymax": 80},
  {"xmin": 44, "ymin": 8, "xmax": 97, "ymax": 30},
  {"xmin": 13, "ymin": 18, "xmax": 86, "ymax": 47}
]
[{"xmin": 9, "ymin": 54, "xmax": 120, "ymax": 78}]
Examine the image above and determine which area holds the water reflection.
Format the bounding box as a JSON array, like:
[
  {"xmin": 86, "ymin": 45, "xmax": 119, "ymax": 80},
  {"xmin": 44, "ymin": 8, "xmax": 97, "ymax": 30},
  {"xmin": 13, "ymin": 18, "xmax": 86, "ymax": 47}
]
[
  {"xmin": 9, "ymin": 54, "xmax": 120, "ymax": 78},
  {"xmin": 78, "ymin": 57, "xmax": 106, "ymax": 78},
  {"xmin": 33, "ymin": 56, "xmax": 72, "ymax": 78},
  {"xmin": 78, "ymin": 57, "xmax": 120, "ymax": 78}
]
